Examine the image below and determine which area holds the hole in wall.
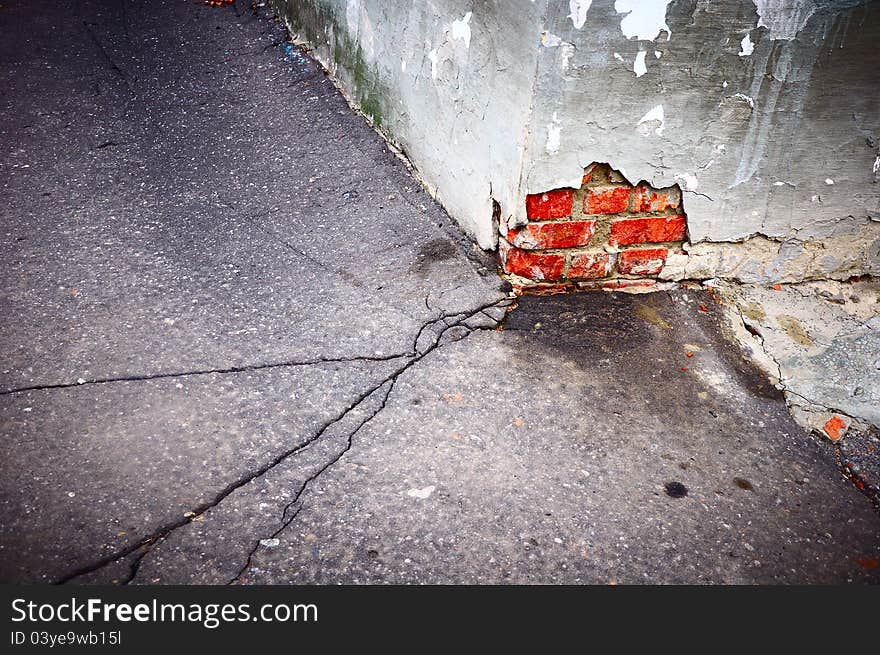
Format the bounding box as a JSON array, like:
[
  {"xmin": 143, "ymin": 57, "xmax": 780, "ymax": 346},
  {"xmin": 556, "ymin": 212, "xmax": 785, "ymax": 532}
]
[{"xmin": 497, "ymin": 162, "xmax": 689, "ymax": 295}]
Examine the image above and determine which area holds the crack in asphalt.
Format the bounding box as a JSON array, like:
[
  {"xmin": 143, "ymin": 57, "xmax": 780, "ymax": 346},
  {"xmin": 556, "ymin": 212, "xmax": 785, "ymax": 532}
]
[
  {"xmin": 53, "ymin": 297, "xmax": 510, "ymax": 585},
  {"xmin": 226, "ymin": 378, "xmax": 396, "ymax": 585},
  {"xmin": 226, "ymin": 300, "xmax": 510, "ymax": 584},
  {"xmin": 0, "ymin": 353, "xmax": 409, "ymax": 397}
]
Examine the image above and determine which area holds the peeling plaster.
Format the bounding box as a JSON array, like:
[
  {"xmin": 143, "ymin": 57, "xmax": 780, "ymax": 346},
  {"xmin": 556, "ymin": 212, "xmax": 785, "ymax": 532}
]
[
  {"xmin": 279, "ymin": 0, "xmax": 880, "ymax": 276},
  {"xmin": 568, "ymin": 0, "xmax": 593, "ymax": 30},
  {"xmin": 427, "ymin": 48, "xmax": 438, "ymax": 79},
  {"xmin": 450, "ymin": 11, "xmax": 472, "ymax": 48},
  {"xmin": 614, "ymin": 0, "xmax": 672, "ymax": 41},
  {"xmin": 637, "ymin": 104, "xmax": 665, "ymax": 136},
  {"xmin": 752, "ymin": 0, "xmax": 817, "ymax": 40},
  {"xmin": 633, "ymin": 50, "xmax": 647, "ymax": 77},
  {"xmin": 676, "ymin": 172, "xmax": 699, "ymax": 191}
]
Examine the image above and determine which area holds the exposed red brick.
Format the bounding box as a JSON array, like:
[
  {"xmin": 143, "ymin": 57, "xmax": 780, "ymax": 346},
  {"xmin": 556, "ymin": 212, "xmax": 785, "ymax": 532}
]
[
  {"xmin": 609, "ymin": 215, "xmax": 687, "ymax": 245},
  {"xmin": 581, "ymin": 163, "xmax": 600, "ymax": 186},
  {"xmin": 513, "ymin": 283, "xmax": 571, "ymax": 296},
  {"xmin": 525, "ymin": 189, "xmax": 573, "ymax": 220},
  {"xmin": 618, "ymin": 248, "xmax": 668, "ymax": 276},
  {"xmin": 577, "ymin": 279, "xmax": 658, "ymax": 291},
  {"xmin": 499, "ymin": 239, "xmax": 564, "ymax": 281},
  {"xmin": 568, "ymin": 252, "xmax": 611, "ymax": 279},
  {"xmin": 823, "ymin": 415, "xmax": 847, "ymax": 442},
  {"xmin": 584, "ymin": 186, "xmax": 631, "ymax": 215},
  {"xmin": 630, "ymin": 183, "xmax": 681, "ymax": 213},
  {"xmin": 507, "ymin": 220, "xmax": 596, "ymax": 250}
]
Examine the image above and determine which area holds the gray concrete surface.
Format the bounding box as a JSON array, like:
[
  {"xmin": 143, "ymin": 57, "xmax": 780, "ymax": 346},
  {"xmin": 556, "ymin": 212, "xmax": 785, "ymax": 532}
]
[{"xmin": 1, "ymin": 0, "xmax": 877, "ymax": 585}]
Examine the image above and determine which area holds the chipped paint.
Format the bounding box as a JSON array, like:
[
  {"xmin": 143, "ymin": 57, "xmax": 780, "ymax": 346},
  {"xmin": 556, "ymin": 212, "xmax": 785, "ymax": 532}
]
[
  {"xmin": 568, "ymin": 0, "xmax": 593, "ymax": 30},
  {"xmin": 559, "ymin": 43, "xmax": 576, "ymax": 71},
  {"xmin": 451, "ymin": 11, "xmax": 472, "ymax": 48},
  {"xmin": 637, "ymin": 104, "xmax": 665, "ymax": 136},
  {"xmin": 633, "ymin": 50, "xmax": 647, "ymax": 77},
  {"xmin": 750, "ymin": 0, "xmax": 842, "ymax": 41},
  {"xmin": 614, "ymin": 0, "xmax": 672, "ymax": 41},
  {"xmin": 427, "ymin": 48, "xmax": 438, "ymax": 79},
  {"xmin": 676, "ymin": 172, "xmax": 699, "ymax": 191},
  {"xmin": 733, "ymin": 92, "xmax": 755, "ymax": 108},
  {"xmin": 278, "ymin": 0, "xmax": 880, "ymax": 275}
]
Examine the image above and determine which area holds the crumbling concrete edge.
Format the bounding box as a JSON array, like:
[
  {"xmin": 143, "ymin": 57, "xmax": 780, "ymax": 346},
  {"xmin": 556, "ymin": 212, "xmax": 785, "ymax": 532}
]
[{"xmin": 716, "ymin": 280, "xmax": 880, "ymax": 509}]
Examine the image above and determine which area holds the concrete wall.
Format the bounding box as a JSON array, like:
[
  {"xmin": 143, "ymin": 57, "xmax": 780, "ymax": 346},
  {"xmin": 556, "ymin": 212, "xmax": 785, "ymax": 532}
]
[{"xmin": 273, "ymin": 0, "xmax": 880, "ymax": 282}]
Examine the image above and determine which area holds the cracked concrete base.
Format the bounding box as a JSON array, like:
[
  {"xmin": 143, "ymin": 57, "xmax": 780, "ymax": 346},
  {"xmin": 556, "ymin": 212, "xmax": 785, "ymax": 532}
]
[
  {"xmin": 723, "ymin": 279, "xmax": 879, "ymax": 429},
  {"xmin": 1, "ymin": 0, "xmax": 878, "ymax": 585},
  {"xmin": 721, "ymin": 278, "xmax": 880, "ymax": 505}
]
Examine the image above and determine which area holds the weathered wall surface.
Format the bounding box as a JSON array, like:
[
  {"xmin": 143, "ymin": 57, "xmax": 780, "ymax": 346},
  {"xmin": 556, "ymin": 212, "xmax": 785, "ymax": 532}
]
[
  {"xmin": 272, "ymin": 0, "xmax": 544, "ymax": 249},
  {"xmin": 527, "ymin": 0, "xmax": 880, "ymax": 282},
  {"xmin": 273, "ymin": 0, "xmax": 880, "ymax": 281}
]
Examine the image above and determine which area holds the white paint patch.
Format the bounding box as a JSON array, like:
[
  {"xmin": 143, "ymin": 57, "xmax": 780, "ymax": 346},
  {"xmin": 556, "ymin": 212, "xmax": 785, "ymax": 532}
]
[
  {"xmin": 401, "ymin": 59, "xmax": 406, "ymax": 72},
  {"xmin": 824, "ymin": 178, "xmax": 835, "ymax": 185},
  {"xmin": 427, "ymin": 48, "xmax": 438, "ymax": 79},
  {"xmin": 559, "ymin": 43, "xmax": 576, "ymax": 71},
  {"xmin": 733, "ymin": 92, "xmax": 755, "ymax": 108},
  {"xmin": 722, "ymin": 80, "xmax": 729, "ymax": 88},
  {"xmin": 541, "ymin": 31, "xmax": 563, "ymax": 47},
  {"xmin": 614, "ymin": 0, "xmax": 672, "ymax": 41},
  {"xmin": 345, "ymin": 0, "xmax": 360, "ymax": 34},
  {"xmin": 739, "ymin": 33, "xmax": 754, "ymax": 56},
  {"xmin": 654, "ymin": 50, "xmax": 662, "ymax": 58},
  {"xmin": 676, "ymin": 172, "xmax": 699, "ymax": 191},
  {"xmin": 407, "ymin": 485, "xmax": 436, "ymax": 499},
  {"xmin": 451, "ymin": 12, "xmax": 472, "ymax": 48},
  {"xmin": 634, "ymin": 50, "xmax": 647, "ymax": 77},
  {"xmin": 637, "ymin": 104, "xmax": 665, "ymax": 136},
  {"xmin": 568, "ymin": 0, "xmax": 593, "ymax": 29},
  {"xmin": 873, "ymin": 156, "xmax": 880, "ymax": 174},
  {"xmin": 546, "ymin": 112, "xmax": 562, "ymax": 154},
  {"xmin": 613, "ymin": 52, "xmax": 625, "ymax": 63},
  {"xmin": 752, "ymin": 0, "xmax": 818, "ymax": 40}
]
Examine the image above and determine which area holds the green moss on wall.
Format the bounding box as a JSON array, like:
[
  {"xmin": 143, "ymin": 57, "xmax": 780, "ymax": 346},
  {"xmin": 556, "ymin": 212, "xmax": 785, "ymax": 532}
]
[{"xmin": 270, "ymin": 0, "xmax": 391, "ymax": 129}]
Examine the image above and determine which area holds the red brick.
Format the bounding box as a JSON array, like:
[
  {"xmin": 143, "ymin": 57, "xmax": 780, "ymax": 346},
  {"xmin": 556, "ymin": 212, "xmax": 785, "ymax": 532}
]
[
  {"xmin": 609, "ymin": 215, "xmax": 687, "ymax": 245},
  {"xmin": 582, "ymin": 163, "xmax": 628, "ymax": 186},
  {"xmin": 525, "ymin": 189, "xmax": 573, "ymax": 220},
  {"xmin": 823, "ymin": 415, "xmax": 847, "ymax": 442},
  {"xmin": 584, "ymin": 186, "xmax": 631, "ymax": 214},
  {"xmin": 568, "ymin": 252, "xmax": 611, "ymax": 279},
  {"xmin": 618, "ymin": 248, "xmax": 668, "ymax": 276},
  {"xmin": 507, "ymin": 219, "xmax": 596, "ymax": 250},
  {"xmin": 499, "ymin": 239, "xmax": 564, "ymax": 281},
  {"xmin": 577, "ymin": 279, "xmax": 658, "ymax": 291},
  {"xmin": 513, "ymin": 283, "xmax": 571, "ymax": 296},
  {"xmin": 630, "ymin": 183, "xmax": 681, "ymax": 213}
]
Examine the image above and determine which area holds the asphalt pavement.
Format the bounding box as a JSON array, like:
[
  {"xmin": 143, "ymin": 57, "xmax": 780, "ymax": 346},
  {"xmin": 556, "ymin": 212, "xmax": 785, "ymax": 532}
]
[{"xmin": 1, "ymin": 0, "xmax": 877, "ymax": 584}]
